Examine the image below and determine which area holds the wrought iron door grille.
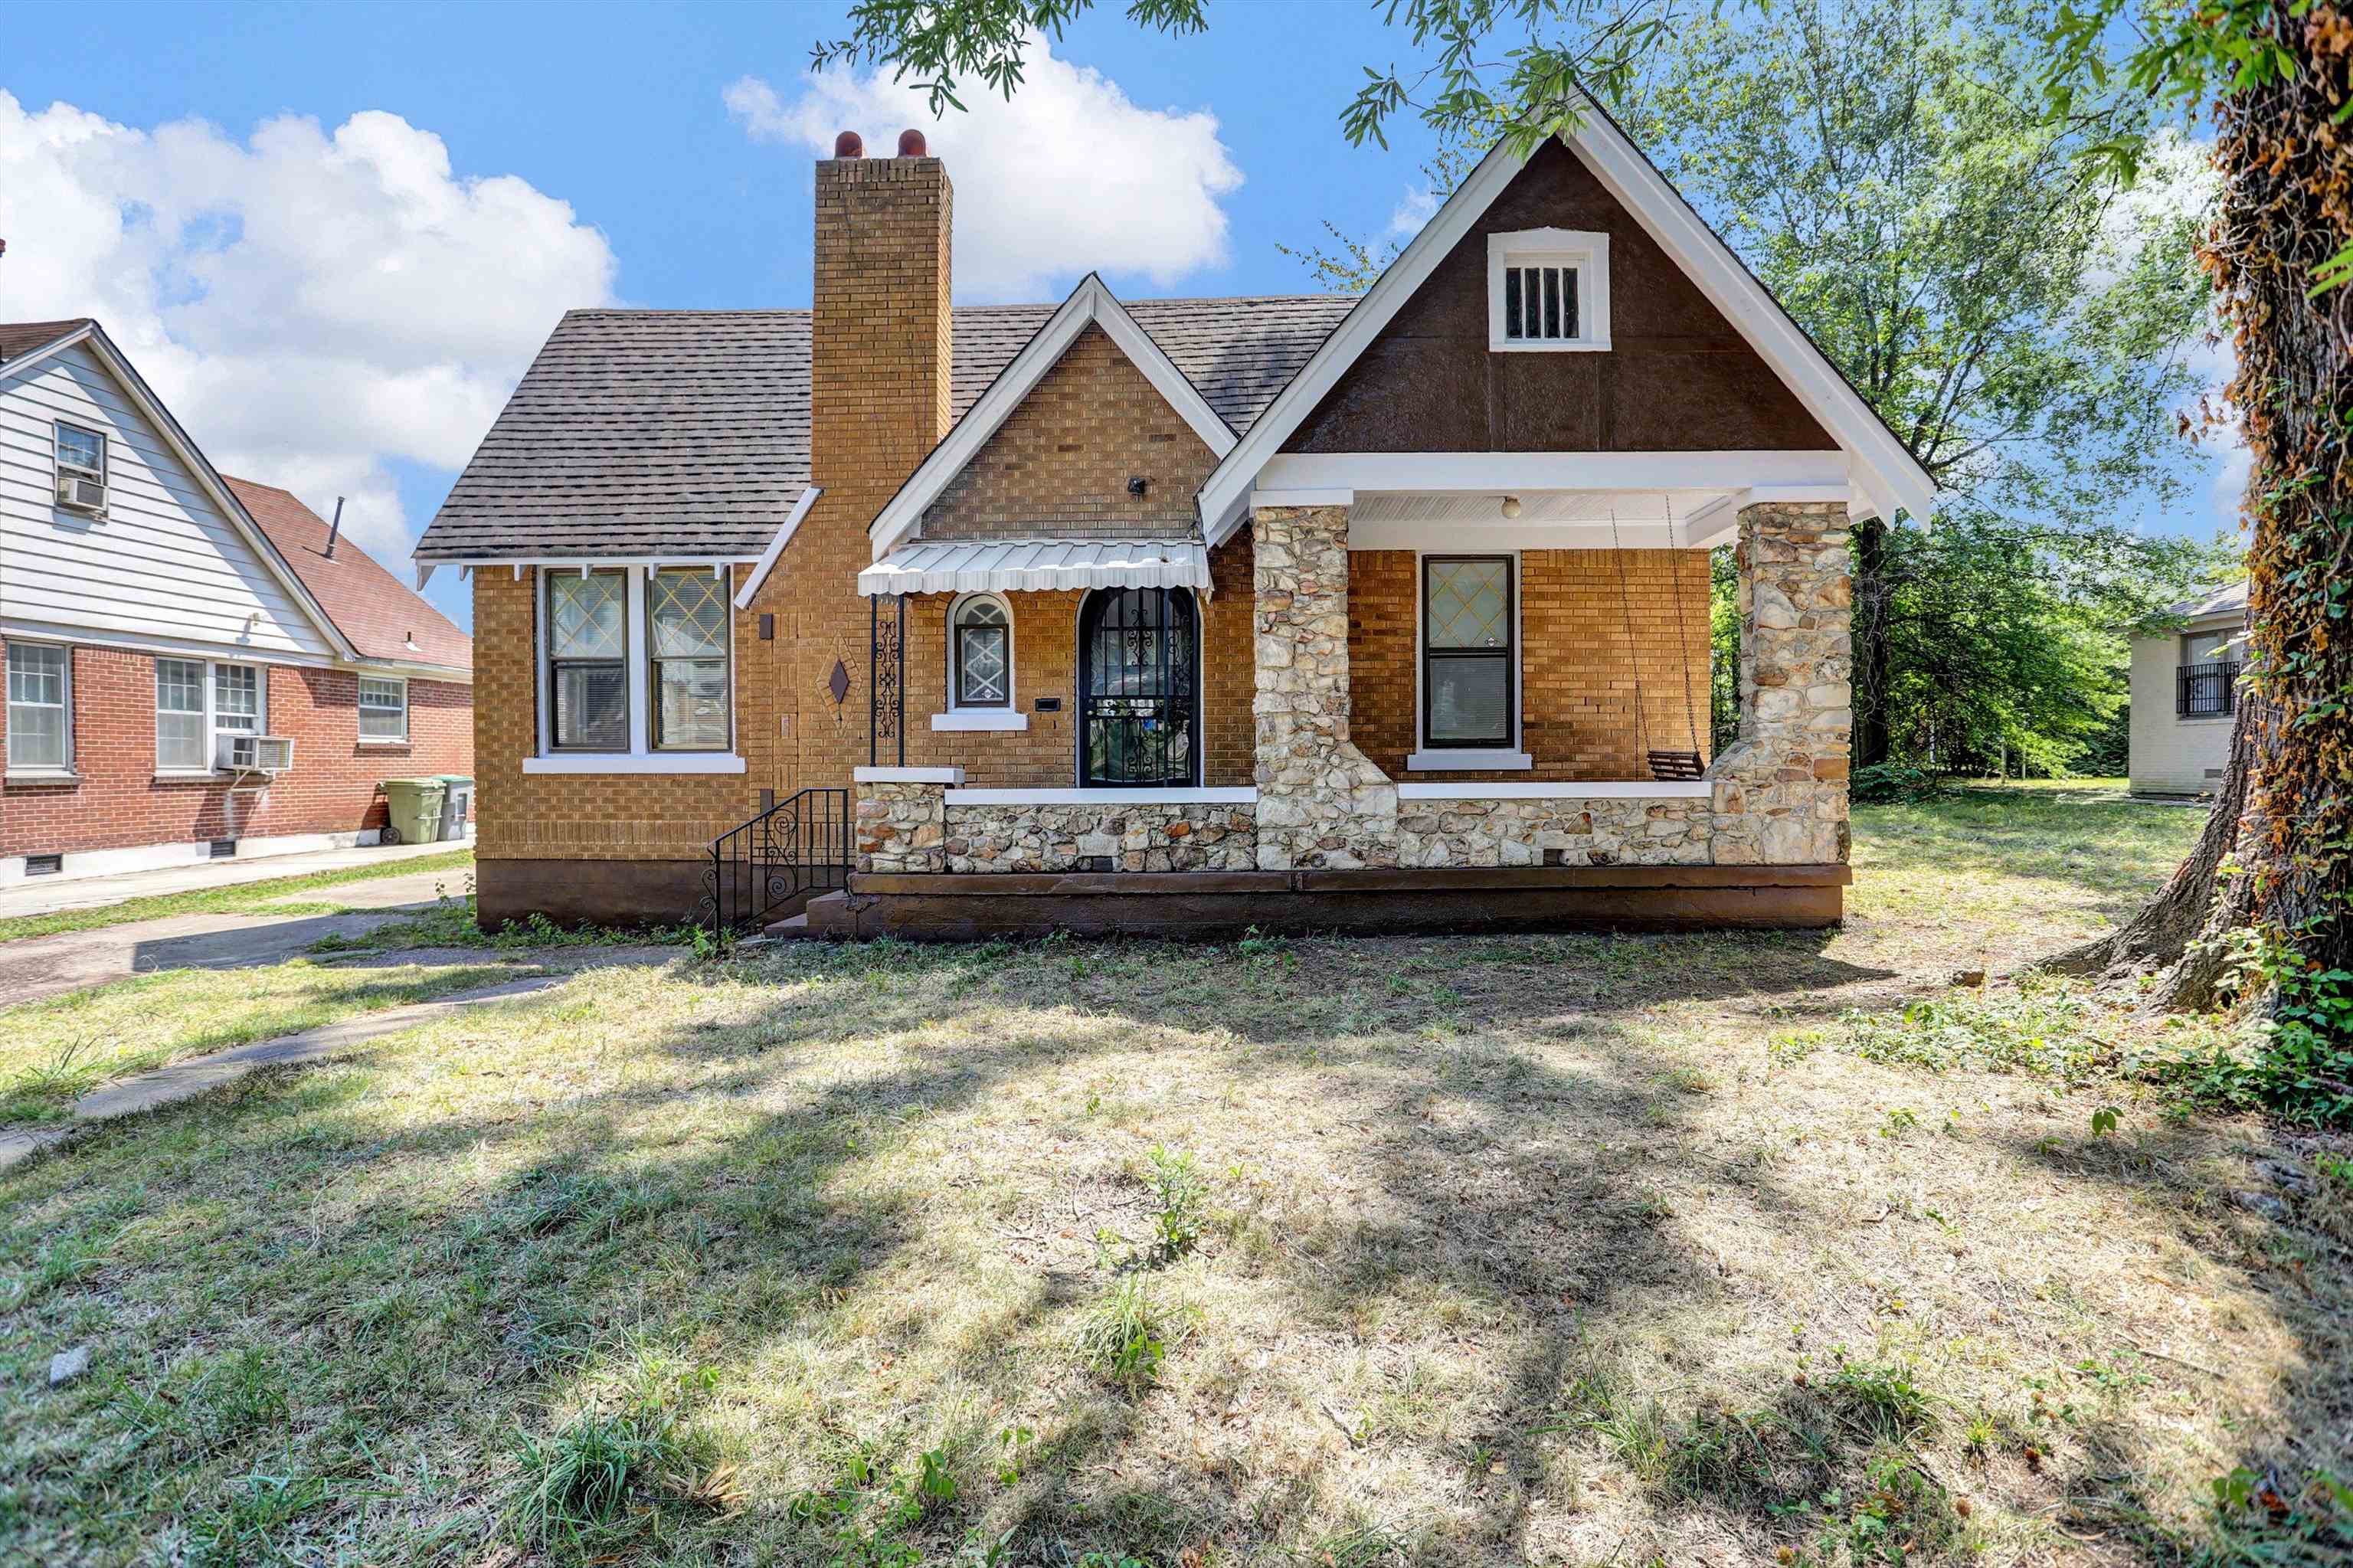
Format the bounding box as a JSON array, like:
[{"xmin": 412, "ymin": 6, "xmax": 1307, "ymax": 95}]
[{"xmin": 1080, "ymin": 588, "xmax": 1198, "ymax": 787}]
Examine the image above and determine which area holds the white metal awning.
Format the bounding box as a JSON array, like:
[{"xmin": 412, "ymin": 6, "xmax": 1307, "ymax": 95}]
[{"xmin": 856, "ymin": 537, "xmax": 1211, "ymax": 597}]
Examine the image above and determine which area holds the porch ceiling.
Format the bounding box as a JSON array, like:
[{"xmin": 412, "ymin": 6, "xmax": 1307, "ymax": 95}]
[{"xmin": 1347, "ymin": 488, "xmax": 1738, "ymax": 550}]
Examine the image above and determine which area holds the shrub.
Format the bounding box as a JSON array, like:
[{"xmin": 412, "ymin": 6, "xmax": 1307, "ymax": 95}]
[{"xmin": 1850, "ymin": 761, "xmax": 1946, "ymax": 803}]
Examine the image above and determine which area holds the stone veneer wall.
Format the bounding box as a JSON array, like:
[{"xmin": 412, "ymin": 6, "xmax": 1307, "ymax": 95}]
[
  {"xmin": 943, "ymin": 802, "xmax": 1256, "ymax": 872},
  {"xmin": 1251, "ymin": 506, "xmax": 1399, "ymax": 869},
  {"xmin": 857, "ymin": 791, "xmax": 1256, "ymax": 873},
  {"xmin": 1709, "ymin": 502, "xmax": 1853, "ymax": 865},
  {"xmin": 1396, "ymin": 796, "xmax": 1710, "ymax": 868}
]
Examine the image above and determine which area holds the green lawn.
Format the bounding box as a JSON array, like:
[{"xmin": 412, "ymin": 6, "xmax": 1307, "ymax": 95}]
[
  {"xmin": 3, "ymin": 789, "xmax": 2344, "ymax": 1567},
  {"xmin": 0, "ymin": 959, "xmax": 535, "ymax": 1122},
  {"xmin": 0, "ymin": 849, "xmax": 477, "ymax": 945}
]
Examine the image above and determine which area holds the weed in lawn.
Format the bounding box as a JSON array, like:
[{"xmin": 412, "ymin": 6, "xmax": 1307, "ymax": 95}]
[
  {"xmin": 1079, "ymin": 1277, "xmax": 1193, "ymax": 1390},
  {"xmin": 0, "ymin": 1036, "xmax": 106, "ymax": 1121},
  {"xmin": 509, "ymin": 1399, "xmax": 700, "ymax": 1548},
  {"xmin": 183, "ymin": 1469, "xmax": 333, "ymax": 1568},
  {"xmin": 787, "ymin": 1445, "xmax": 960, "ymax": 1568},
  {"xmin": 1143, "ymin": 1144, "xmax": 1208, "ymax": 1259}
]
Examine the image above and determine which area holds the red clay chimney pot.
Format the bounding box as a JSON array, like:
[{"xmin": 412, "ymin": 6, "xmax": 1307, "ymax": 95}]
[
  {"xmin": 897, "ymin": 129, "xmax": 927, "ymax": 157},
  {"xmin": 833, "ymin": 130, "xmax": 864, "ymax": 159}
]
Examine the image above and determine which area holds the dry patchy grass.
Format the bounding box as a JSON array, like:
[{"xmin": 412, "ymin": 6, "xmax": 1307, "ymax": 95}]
[{"xmin": 1, "ymin": 791, "xmax": 2345, "ymax": 1566}]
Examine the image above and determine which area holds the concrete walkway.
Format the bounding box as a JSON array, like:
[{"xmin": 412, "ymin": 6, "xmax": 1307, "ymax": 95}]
[
  {"xmin": 0, "ymin": 974, "xmax": 554, "ymax": 1170},
  {"xmin": 0, "ymin": 868, "xmax": 462, "ymax": 1007},
  {"xmin": 0, "ymin": 953, "xmax": 668, "ymax": 1172},
  {"xmin": 0, "ymin": 836, "xmax": 473, "ymax": 921}
]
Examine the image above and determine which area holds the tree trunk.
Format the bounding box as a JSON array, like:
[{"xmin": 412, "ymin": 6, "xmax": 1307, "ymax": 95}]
[
  {"xmin": 1853, "ymin": 516, "xmax": 1892, "ymax": 768},
  {"xmin": 2050, "ymin": 2, "xmax": 2353, "ymax": 1016}
]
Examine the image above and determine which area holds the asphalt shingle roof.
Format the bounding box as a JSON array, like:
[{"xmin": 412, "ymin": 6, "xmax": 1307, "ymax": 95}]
[
  {"xmin": 2162, "ymin": 581, "xmax": 2249, "ymax": 621},
  {"xmin": 226, "ymin": 477, "xmax": 473, "ymax": 673},
  {"xmin": 0, "ymin": 318, "xmax": 93, "ymax": 363},
  {"xmin": 414, "ymin": 295, "xmax": 1355, "ymax": 561}
]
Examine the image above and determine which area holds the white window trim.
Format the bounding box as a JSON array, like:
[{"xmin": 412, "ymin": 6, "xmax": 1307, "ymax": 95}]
[
  {"xmin": 934, "ymin": 591, "xmax": 1029, "ymax": 732},
  {"xmin": 54, "ymin": 420, "xmax": 106, "ymax": 482},
  {"xmin": 1487, "ymin": 229, "xmax": 1611, "ymax": 352},
  {"xmin": 358, "ymin": 674, "xmax": 410, "ymax": 745},
  {"xmin": 647, "ymin": 565, "xmax": 736, "ymax": 754},
  {"xmin": 1411, "ymin": 550, "xmax": 1528, "ymax": 771},
  {"xmin": 5, "ymin": 641, "xmax": 75, "ymax": 778},
  {"xmin": 533, "ymin": 565, "xmax": 743, "ymax": 770},
  {"xmin": 153, "ymin": 656, "xmax": 268, "ymax": 777}
]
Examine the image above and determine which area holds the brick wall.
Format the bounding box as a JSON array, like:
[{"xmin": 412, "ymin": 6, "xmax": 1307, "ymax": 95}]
[
  {"xmin": 470, "ymin": 568, "xmax": 752, "ymax": 861},
  {"xmin": 924, "ymin": 323, "xmax": 1216, "ymax": 538},
  {"xmin": 1, "ymin": 637, "xmax": 471, "ymax": 859},
  {"xmin": 884, "ymin": 532, "xmax": 1254, "ymax": 788},
  {"xmin": 1348, "ymin": 547, "xmax": 1714, "ymax": 782}
]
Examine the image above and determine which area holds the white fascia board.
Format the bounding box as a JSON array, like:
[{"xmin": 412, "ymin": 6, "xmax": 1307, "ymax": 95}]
[
  {"xmin": 1258, "ymin": 450, "xmax": 1852, "ymax": 494},
  {"xmin": 733, "ymin": 486, "xmax": 823, "ymax": 608},
  {"xmin": 869, "ymin": 273, "xmax": 1237, "ymax": 559},
  {"xmin": 75, "ymin": 326, "xmax": 367, "ymax": 665},
  {"xmin": 1560, "ymin": 103, "xmax": 1935, "ymax": 524},
  {"xmin": 1200, "ymin": 113, "xmax": 1937, "ymax": 545},
  {"xmin": 0, "ymin": 321, "xmax": 98, "ymax": 382},
  {"xmin": 1199, "ymin": 140, "xmax": 1530, "ymax": 545}
]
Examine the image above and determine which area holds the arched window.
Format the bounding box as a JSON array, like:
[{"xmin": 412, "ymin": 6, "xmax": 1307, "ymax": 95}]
[{"xmin": 950, "ymin": 594, "xmax": 1012, "ymax": 709}]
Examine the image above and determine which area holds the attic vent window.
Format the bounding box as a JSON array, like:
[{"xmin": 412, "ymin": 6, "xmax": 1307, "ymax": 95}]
[{"xmin": 1487, "ymin": 229, "xmax": 1610, "ymax": 352}]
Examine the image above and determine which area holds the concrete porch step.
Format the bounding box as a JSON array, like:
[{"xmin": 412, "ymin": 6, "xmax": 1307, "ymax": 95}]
[
  {"xmin": 767, "ymin": 890, "xmax": 853, "ymax": 939},
  {"xmin": 762, "ymin": 912, "xmax": 809, "ymax": 936}
]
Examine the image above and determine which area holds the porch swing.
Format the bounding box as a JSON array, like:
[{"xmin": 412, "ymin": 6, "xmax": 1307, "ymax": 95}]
[{"xmin": 1607, "ymin": 499, "xmax": 1707, "ymax": 782}]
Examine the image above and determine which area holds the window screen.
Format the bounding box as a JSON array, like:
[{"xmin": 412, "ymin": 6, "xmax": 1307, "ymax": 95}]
[
  {"xmin": 157, "ymin": 658, "xmax": 208, "ymax": 770},
  {"xmin": 358, "ymin": 676, "xmax": 407, "ymax": 741},
  {"xmin": 647, "ymin": 568, "xmax": 729, "ymax": 751}
]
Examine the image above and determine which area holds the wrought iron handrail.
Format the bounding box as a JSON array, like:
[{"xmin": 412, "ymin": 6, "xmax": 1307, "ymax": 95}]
[
  {"xmin": 2176, "ymin": 660, "xmax": 2240, "ymax": 719},
  {"xmin": 705, "ymin": 787, "xmax": 851, "ymax": 935}
]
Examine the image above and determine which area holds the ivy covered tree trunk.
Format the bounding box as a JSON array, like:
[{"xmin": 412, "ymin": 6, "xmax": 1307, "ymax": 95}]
[
  {"xmin": 1852, "ymin": 517, "xmax": 1893, "ymax": 769},
  {"xmin": 2059, "ymin": 0, "xmax": 2353, "ymax": 1023}
]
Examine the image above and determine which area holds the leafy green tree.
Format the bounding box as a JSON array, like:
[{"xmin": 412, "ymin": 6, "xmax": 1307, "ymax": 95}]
[{"xmin": 1624, "ymin": 0, "xmax": 2218, "ymax": 770}]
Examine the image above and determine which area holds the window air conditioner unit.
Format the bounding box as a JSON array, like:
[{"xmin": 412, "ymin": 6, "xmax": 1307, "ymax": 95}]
[
  {"xmin": 55, "ymin": 472, "xmax": 107, "ymax": 514},
  {"xmin": 217, "ymin": 734, "xmax": 295, "ymax": 774}
]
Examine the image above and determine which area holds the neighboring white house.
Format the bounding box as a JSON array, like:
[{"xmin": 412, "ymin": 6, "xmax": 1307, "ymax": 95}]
[
  {"xmin": 2128, "ymin": 581, "xmax": 2247, "ymax": 796},
  {"xmin": 1, "ymin": 317, "xmax": 472, "ymax": 887}
]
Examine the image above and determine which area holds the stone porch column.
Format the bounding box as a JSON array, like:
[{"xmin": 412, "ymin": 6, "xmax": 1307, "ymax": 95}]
[
  {"xmin": 1250, "ymin": 505, "xmax": 1399, "ymax": 870},
  {"xmin": 1710, "ymin": 501, "xmax": 1853, "ymax": 865}
]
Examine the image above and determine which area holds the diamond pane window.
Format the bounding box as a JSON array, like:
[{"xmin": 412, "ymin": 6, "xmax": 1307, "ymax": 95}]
[
  {"xmin": 1422, "ymin": 557, "xmax": 1514, "ymax": 748},
  {"xmin": 548, "ymin": 570, "xmax": 628, "ymax": 749},
  {"xmin": 952, "ymin": 595, "xmax": 1011, "ymax": 708},
  {"xmin": 649, "ymin": 568, "xmax": 730, "ymax": 750}
]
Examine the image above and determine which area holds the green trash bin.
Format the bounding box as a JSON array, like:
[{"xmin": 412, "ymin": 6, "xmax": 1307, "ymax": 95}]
[
  {"xmin": 381, "ymin": 777, "xmax": 446, "ymax": 846},
  {"xmin": 432, "ymin": 775, "xmax": 476, "ymax": 841}
]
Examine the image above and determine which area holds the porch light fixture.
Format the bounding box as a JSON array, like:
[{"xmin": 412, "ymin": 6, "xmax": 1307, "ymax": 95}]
[{"xmin": 1499, "ymin": 496, "xmax": 1523, "ymax": 519}]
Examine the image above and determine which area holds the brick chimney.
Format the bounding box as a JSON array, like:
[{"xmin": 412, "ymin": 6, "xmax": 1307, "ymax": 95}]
[{"xmin": 811, "ymin": 131, "xmax": 954, "ymax": 504}]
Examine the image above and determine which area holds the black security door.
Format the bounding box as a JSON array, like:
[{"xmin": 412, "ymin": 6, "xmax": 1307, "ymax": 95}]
[{"xmin": 1078, "ymin": 587, "xmax": 1199, "ymax": 787}]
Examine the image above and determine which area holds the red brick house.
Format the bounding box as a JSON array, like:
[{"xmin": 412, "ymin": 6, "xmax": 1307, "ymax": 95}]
[
  {"xmin": 0, "ymin": 319, "xmax": 473, "ymax": 889},
  {"xmin": 417, "ymin": 113, "xmax": 1932, "ymax": 938}
]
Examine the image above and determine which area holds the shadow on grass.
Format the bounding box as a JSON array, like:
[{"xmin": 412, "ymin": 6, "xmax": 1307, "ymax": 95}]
[{"xmin": 0, "ymin": 928, "xmax": 2323, "ymax": 1566}]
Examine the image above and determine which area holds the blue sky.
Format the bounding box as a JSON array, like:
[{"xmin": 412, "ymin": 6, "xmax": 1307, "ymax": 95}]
[{"xmin": 4, "ymin": 0, "xmax": 2225, "ymax": 633}]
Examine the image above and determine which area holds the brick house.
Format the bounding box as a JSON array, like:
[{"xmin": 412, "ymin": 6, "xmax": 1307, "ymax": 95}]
[
  {"xmin": 1, "ymin": 319, "xmax": 473, "ymax": 888},
  {"xmin": 417, "ymin": 113, "xmax": 1932, "ymax": 937}
]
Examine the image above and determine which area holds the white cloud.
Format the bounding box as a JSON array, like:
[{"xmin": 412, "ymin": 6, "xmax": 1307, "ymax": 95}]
[
  {"xmin": 0, "ymin": 92, "xmax": 615, "ymax": 565},
  {"xmin": 725, "ymin": 34, "xmax": 1243, "ymax": 301},
  {"xmin": 1385, "ymin": 183, "xmax": 1440, "ymax": 240}
]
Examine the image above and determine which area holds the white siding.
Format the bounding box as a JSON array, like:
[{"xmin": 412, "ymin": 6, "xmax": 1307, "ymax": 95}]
[
  {"xmin": 0, "ymin": 342, "xmax": 332, "ymax": 661},
  {"xmin": 2128, "ymin": 630, "xmax": 2234, "ymax": 794}
]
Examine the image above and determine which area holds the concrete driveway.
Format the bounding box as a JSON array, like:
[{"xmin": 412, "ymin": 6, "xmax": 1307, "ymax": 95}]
[{"xmin": 0, "ymin": 868, "xmax": 456, "ymax": 1007}]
